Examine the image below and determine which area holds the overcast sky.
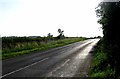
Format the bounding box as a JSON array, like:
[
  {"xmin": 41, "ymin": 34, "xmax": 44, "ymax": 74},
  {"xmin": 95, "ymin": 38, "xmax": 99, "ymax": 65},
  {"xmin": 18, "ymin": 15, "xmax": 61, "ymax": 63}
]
[{"xmin": 0, "ymin": 0, "xmax": 103, "ymax": 37}]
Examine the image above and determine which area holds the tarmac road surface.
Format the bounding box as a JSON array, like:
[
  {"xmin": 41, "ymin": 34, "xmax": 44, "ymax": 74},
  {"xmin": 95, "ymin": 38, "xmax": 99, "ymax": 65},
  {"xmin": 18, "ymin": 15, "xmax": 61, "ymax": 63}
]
[{"xmin": 1, "ymin": 39, "xmax": 99, "ymax": 78}]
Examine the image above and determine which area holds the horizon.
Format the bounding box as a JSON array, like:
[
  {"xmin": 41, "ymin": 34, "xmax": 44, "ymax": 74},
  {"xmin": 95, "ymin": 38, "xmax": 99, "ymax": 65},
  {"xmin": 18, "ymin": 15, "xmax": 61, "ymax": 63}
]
[{"xmin": 1, "ymin": 35, "xmax": 102, "ymax": 38}]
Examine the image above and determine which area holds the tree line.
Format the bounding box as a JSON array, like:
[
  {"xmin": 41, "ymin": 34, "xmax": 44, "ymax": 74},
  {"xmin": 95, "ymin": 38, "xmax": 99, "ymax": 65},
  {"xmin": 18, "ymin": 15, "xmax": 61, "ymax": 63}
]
[
  {"xmin": 2, "ymin": 28, "xmax": 83, "ymax": 54},
  {"xmin": 2, "ymin": 28, "xmax": 64, "ymax": 49},
  {"xmin": 96, "ymin": 1, "xmax": 120, "ymax": 77}
]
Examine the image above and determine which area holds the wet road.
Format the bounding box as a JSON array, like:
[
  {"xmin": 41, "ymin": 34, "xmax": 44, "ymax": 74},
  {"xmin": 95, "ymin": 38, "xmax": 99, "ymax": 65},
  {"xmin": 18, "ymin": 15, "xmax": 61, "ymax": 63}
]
[{"xmin": 1, "ymin": 39, "xmax": 99, "ymax": 78}]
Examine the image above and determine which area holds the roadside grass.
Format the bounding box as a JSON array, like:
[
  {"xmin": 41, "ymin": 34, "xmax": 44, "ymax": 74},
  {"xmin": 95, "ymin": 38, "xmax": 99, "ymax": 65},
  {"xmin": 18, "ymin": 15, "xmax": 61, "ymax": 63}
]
[
  {"xmin": 89, "ymin": 39, "xmax": 115, "ymax": 78},
  {"xmin": 2, "ymin": 38, "xmax": 85, "ymax": 60}
]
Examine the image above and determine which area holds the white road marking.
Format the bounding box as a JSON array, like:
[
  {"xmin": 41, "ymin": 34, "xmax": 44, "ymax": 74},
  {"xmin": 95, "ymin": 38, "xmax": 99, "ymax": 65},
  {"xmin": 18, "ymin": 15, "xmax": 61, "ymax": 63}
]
[
  {"xmin": 48, "ymin": 59, "xmax": 70, "ymax": 76},
  {"xmin": 1, "ymin": 39, "xmax": 99, "ymax": 78},
  {"xmin": 1, "ymin": 58, "xmax": 49, "ymax": 78}
]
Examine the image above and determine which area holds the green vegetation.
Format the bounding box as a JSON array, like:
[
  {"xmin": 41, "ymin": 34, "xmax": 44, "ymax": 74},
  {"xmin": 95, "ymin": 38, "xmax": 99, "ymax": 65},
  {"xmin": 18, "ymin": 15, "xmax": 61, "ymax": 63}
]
[
  {"xmin": 90, "ymin": 39, "xmax": 115, "ymax": 78},
  {"xmin": 2, "ymin": 37, "xmax": 86, "ymax": 60},
  {"xmin": 90, "ymin": 1, "xmax": 120, "ymax": 78}
]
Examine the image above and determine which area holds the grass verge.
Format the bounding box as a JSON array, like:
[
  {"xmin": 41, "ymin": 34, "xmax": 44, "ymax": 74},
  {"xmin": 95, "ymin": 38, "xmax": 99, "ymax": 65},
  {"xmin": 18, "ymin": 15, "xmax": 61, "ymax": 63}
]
[
  {"xmin": 2, "ymin": 38, "xmax": 85, "ymax": 60},
  {"xmin": 89, "ymin": 39, "xmax": 115, "ymax": 78}
]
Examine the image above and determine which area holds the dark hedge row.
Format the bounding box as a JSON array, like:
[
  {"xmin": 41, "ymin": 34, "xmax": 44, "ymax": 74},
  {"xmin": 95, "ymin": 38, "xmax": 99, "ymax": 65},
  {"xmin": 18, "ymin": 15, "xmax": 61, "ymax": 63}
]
[{"xmin": 96, "ymin": 2, "xmax": 120, "ymax": 77}]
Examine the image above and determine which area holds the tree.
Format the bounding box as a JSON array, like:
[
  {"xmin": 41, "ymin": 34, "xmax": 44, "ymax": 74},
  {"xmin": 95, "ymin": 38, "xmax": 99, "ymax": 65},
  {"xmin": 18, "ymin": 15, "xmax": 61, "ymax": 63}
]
[
  {"xmin": 57, "ymin": 29, "xmax": 64, "ymax": 39},
  {"xmin": 47, "ymin": 33, "xmax": 53, "ymax": 37},
  {"xmin": 96, "ymin": 1, "xmax": 120, "ymax": 77},
  {"xmin": 47, "ymin": 33, "xmax": 53, "ymax": 41}
]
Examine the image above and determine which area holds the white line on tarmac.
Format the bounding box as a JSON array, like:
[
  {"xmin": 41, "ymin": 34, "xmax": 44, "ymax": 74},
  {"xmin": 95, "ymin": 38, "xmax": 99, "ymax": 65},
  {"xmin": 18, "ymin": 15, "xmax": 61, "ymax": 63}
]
[
  {"xmin": 0, "ymin": 58, "xmax": 49, "ymax": 78},
  {"xmin": 48, "ymin": 59, "xmax": 70, "ymax": 76}
]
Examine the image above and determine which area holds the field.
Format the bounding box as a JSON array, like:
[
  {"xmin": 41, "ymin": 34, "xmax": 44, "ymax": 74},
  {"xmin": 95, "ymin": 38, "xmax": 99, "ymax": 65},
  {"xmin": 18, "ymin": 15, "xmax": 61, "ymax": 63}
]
[{"xmin": 2, "ymin": 37, "xmax": 86, "ymax": 60}]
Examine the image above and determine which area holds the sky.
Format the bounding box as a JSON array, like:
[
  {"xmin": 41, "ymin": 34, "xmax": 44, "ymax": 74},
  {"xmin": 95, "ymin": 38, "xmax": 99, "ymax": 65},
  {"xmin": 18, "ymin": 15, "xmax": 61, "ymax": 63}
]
[{"xmin": 0, "ymin": 0, "xmax": 103, "ymax": 37}]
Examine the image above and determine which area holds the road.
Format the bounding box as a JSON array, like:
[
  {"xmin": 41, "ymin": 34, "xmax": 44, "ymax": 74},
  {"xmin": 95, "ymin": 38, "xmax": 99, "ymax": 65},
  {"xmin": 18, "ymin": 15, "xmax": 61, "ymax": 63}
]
[{"xmin": 1, "ymin": 39, "xmax": 99, "ymax": 78}]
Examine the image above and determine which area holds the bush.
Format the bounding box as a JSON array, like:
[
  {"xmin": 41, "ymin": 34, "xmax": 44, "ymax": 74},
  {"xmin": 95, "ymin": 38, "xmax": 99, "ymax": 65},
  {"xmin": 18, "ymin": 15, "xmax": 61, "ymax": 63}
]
[{"xmin": 90, "ymin": 39, "xmax": 115, "ymax": 78}]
